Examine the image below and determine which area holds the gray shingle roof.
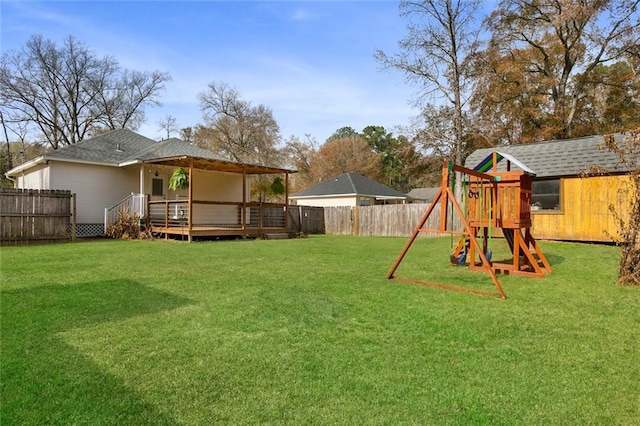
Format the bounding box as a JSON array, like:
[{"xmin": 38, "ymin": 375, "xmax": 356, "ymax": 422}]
[
  {"xmin": 45, "ymin": 129, "xmax": 156, "ymax": 164},
  {"xmin": 291, "ymin": 173, "xmax": 408, "ymax": 199},
  {"xmin": 407, "ymin": 187, "xmax": 440, "ymax": 202},
  {"xmin": 464, "ymin": 134, "xmax": 633, "ymax": 178},
  {"xmin": 134, "ymin": 138, "xmax": 228, "ymax": 162},
  {"xmin": 39, "ymin": 130, "xmax": 231, "ymax": 165}
]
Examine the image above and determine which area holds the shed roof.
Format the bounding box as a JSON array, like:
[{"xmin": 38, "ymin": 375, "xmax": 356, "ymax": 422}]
[
  {"xmin": 465, "ymin": 133, "xmax": 633, "ymax": 178},
  {"xmin": 407, "ymin": 187, "xmax": 440, "ymax": 202},
  {"xmin": 291, "ymin": 173, "xmax": 408, "ymax": 199}
]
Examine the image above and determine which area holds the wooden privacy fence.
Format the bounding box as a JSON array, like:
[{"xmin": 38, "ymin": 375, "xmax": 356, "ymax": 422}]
[
  {"xmin": 324, "ymin": 203, "xmax": 461, "ymax": 237},
  {"xmin": 0, "ymin": 189, "xmax": 75, "ymax": 245},
  {"xmin": 288, "ymin": 206, "xmax": 325, "ymax": 234}
]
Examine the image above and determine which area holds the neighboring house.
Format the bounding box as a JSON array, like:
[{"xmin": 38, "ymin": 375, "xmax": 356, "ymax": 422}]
[
  {"xmin": 465, "ymin": 133, "xmax": 636, "ymax": 242},
  {"xmin": 290, "ymin": 173, "xmax": 409, "ymax": 207},
  {"xmin": 407, "ymin": 187, "xmax": 440, "ymax": 203},
  {"xmin": 6, "ymin": 129, "xmax": 295, "ymax": 240}
]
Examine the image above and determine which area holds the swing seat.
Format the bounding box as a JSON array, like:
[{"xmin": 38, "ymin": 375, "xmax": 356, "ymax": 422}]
[
  {"xmin": 450, "ymin": 252, "xmax": 467, "ymax": 265},
  {"xmin": 485, "ymin": 250, "xmax": 493, "ymax": 262}
]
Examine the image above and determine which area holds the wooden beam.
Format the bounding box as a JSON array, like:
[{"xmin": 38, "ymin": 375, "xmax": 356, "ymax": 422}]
[
  {"xmin": 285, "ymin": 172, "xmax": 289, "ymax": 233},
  {"xmin": 188, "ymin": 159, "xmax": 193, "ymax": 242},
  {"xmin": 241, "ymin": 166, "xmax": 247, "ymax": 233},
  {"xmin": 386, "ymin": 186, "xmax": 445, "ymax": 279}
]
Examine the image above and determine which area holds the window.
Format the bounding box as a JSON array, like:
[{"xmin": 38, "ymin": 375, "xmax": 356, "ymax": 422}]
[
  {"xmin": 152, "ymin": 178, "xmax": 163, "ymax": 197},
  {"xmin": 359, "ymin": 197, "xmax": 371, "ymax": 206},
  {"xmin": 531, "ymin": 179, "xmax": 561, "ymax": 211}
]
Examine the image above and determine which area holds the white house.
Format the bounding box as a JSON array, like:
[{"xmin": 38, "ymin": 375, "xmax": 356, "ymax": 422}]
[
  {"xmin": 6, "ymin": 129, "xmax": 294, "ymax": 239},
  {"xmin": 290, "ymin": 173, "xmax": 409, "ymax": 207}
]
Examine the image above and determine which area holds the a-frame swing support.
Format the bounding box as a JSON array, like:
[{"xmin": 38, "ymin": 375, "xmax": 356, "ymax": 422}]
[
  {"xmin": 387, "ymin": 162, "xmax": 507, "ymax": 299},
  {"xmin": 387, "ymin": 159, "xmax": 552, "ymax": 299}
]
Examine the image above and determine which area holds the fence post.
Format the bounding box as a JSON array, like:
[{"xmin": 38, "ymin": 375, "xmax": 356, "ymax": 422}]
[
  {"xmin": 72, "ymin": 193, "xmax": 77, "ymax": 242},
  {"xmin": 353, "ymin": 206, "xmax": 360, "ymax": 236}
]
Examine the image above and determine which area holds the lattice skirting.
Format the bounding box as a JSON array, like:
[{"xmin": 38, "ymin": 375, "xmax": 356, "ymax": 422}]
[{"xmin": 73, "ymin": 223, "xmax": 105, "ymax": 237}]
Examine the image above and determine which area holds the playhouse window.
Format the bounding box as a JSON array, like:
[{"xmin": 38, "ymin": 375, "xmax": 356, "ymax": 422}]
[{"xmin": 531, "ymin": 179, "xmax": 561, "ymax": 211}]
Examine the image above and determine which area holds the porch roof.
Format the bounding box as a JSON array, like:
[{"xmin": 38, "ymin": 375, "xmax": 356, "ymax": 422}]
[{"xmin": 142, "ymin": 155, "xmax": 296, "ymax": 175}]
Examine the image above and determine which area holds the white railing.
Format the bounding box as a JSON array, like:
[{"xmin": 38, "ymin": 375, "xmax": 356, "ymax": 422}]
[{"xmin": 104, "ymin": 193, "xmax": 147, "ymax": 229}]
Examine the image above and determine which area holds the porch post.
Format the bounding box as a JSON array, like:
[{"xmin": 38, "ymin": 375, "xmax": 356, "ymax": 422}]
[
  {"xmin": 241, "ymin": 166, "xmax": 247, "ymax": 236},
  {"xmin": 139, "ymin": 165, "xmax": 145, "ymax": 217},
  {"xmin": 188, "ymin": 159, "xmax": 193, "ymax": 242},
  {"xmin": 139, "ymin": 165, "xmax": 145, "ymax": 195},
  {"xmin": 285, "ymin": 172, "xmax": 289, "ymax": 233}
]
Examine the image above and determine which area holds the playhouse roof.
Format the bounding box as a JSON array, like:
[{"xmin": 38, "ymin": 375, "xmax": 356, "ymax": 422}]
[
  {"xmin": 465, "ymin": 133, "xmax": 633, "ymax": 178},
  {"xmin": 472, "ymin": 151, "xmax": 537, "ymax": 176}
]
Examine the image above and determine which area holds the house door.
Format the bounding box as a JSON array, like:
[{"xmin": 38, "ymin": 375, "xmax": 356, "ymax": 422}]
[{"xmin": 150, "ymin": 177, "xmax": 165, "ymax": 201}]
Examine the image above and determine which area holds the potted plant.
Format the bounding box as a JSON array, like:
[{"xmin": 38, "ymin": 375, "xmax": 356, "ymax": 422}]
[{"xmin": 168, "ymin": 167, "xmax": 189, "ymax": 191}]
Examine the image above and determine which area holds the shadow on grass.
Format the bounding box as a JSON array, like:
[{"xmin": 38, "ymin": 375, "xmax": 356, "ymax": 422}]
[
  {"xmin": 1, "ymin": 279, "xmax": 192, "ymax": 425},
  {"xmin": 543, "ymin": 253, "xmax": 565, "ymax": 266}
]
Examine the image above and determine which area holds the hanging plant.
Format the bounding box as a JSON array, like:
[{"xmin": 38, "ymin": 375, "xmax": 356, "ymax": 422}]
[
  {"xmin": 168, "ymin": 167, "xmax": 189, "ymax": 191},
  {"xmin": 270, "ymin": 176, "xmax": 285, "ymax": 196}
]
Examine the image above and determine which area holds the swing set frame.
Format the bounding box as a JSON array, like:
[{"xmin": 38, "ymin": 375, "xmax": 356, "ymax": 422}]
[{"xmin": 387, "ymin": 156, "xmax": 551, "ymax": 299}]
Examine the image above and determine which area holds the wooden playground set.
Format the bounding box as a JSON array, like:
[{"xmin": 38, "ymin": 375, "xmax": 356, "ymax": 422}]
[{"xmin": 387, "ymin": 152, "xmax": 552, "ymax": 299}]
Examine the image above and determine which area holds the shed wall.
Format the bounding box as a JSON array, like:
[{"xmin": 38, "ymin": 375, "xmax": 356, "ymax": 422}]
[{"xmin": 531, "ymin": 175, "xmax": 630, "ymax": 241}]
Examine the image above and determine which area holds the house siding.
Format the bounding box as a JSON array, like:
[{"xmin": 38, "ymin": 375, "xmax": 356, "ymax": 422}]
[
  {"xmin": 49, "ymin": 162, "xmax": 139, "ymax": 224},
  {"xmin": 293, "ymin": 196, "xmax": 358, "ymax": 207},
  {"xmin": 531, "ymin": 175, "xmax": 630, "ymax": 241},
  {"xmin": 16, "ymin": 164, "xmax": 49, "ymax": 189}
]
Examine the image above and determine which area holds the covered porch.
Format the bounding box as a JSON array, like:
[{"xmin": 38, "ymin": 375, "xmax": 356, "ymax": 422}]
[{"xmin": 140, "ymin": 155, "xmax": 294, "ymax": 241}]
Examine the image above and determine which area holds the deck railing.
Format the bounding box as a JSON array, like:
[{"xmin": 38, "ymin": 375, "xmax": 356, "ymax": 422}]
[
  {"xmin": 104, "ymin": 193, "xmax": 147, "ymax": 229},
  {"xmin": 147, "ymin": 200, "xmax": 287, "ymax": 235}
]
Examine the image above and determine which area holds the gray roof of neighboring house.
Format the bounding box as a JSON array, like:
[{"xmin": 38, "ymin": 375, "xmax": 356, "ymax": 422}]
[
  {"xmin": 407, "ymin": 187, "xmax": 440, "ymax": 202},
  {"xmin": 464, "ymin": 133, "xmax": 634, "ymax": 178},
  {"xmin": 291, "ymin": 173, "xmax": 408, "ymax": 199}
]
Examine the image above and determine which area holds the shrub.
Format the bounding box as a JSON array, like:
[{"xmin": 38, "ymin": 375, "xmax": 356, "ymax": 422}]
[{"xmin": 105, "ymin": 209, "xmax": 152, "ymax": 240}]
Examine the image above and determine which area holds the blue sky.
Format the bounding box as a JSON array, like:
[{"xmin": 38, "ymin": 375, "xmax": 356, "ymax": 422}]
[{"xmin": 1, "ymin": 1, "xmax": 423, "ymax": 143}]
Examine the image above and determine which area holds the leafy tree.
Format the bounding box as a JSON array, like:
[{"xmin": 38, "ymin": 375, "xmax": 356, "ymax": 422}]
[
  {"xmin": 390, "ymin": 134, "xmax": 433, "ymax": 192},
  {"xmin": 309, "ymin": 135, "xmax": 383, "ymax": 183},
  {"xmin": 327, "ymin": 126, "xmax": 358, "ymax": 142},
  {"xmin": 0, "ymin": 34, "xmax": 170, "ymax": 149},
  {"xmin": 198, "ymin": 81, "xmax": 281, "ymax": 166},
  {"xmin": 574, "ymin": 62, "xmax": 640, "ymax": 135},
  {"xmin": 476, "ymin": 0, "xmax": 640, "ymax": 142}
]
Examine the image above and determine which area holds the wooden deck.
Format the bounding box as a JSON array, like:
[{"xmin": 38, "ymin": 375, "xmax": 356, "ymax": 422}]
[{"xmin": 148, "ymin": 200, "xmax": 289, "ymax": 240}]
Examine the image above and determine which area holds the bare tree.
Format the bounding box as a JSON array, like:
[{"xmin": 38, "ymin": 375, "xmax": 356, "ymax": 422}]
[
  {"xmin": 283, "ymin": 134, "xmax": 317, "ymax": 191},
  {"xmin": 158, "ymin": 114, "xmax": 178, "ymax": 139},
  {"xmin": 198, "ymin": 81, "xmax": 281, "ymax": 165},
  {"xmin": 375, "ymin": 0, "xmax": 483, "ymax": 170},
  {"xmin": 0, "ymin": 34, "xmax": 170, "ymax": 149}
]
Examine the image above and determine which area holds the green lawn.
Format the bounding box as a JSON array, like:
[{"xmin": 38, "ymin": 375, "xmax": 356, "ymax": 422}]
[{"xmin": 1, "ymin": 236, "xmax": 638, "ymax": 424}]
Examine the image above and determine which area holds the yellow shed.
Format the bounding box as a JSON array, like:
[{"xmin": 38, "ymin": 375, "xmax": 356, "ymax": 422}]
[{"xmin": 465, "ymin": 134, "xmax": 636, "ymax": 242}]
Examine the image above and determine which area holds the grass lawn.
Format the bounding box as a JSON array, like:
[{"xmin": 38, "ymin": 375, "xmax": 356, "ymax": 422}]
[{"xmin": 1, "ymin": 235, "xmax": 638, "ymax": 424}]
